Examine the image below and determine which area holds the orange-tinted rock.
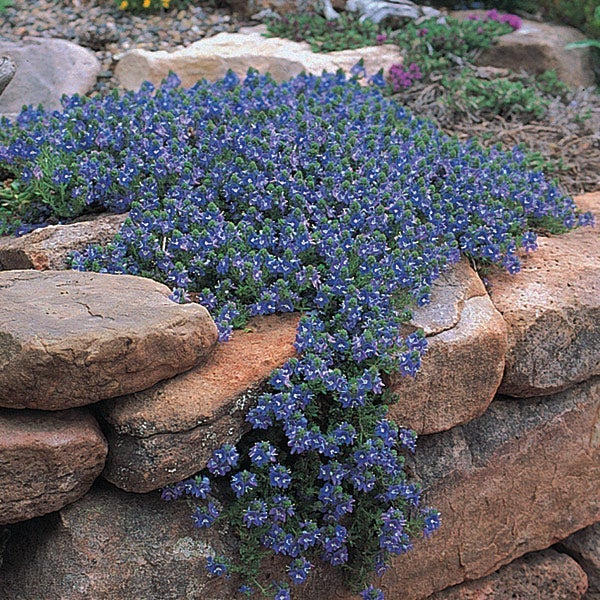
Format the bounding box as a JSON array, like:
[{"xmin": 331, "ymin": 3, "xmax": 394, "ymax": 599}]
[
  {"xmin": 368, "ymin": 378, "xmax": 600, "ymax": 599},
  {"xmin": 430, "ymin": 549, "xmax": 588, "ymax": 600},
  {"xmin": 0, "ymin": 480, "xmax": 242, "ymax": 599},
  {"xmin": 0, "ymin": 270, "xmax": 218, "ymax": 410},
  {"xmin": 453, "ymin": 11, "xmax": 596, "ymax": 88},
  {"xmin": 388, "ymin": 260, "xmax": 507, "ymax": 434},
  {"xmin": 0, "ymin": 409, "xmax": 107, "ymax": 525},
  {"xmin": 489, "ymin": 192, "xmax": 600, "ymax": 398},
  {"xmin": 99, "ymin": 313, "xmax": 300, "ymax": 492},
  {"xmin": 559, "ymin": 522, "xmax": 600, "ymax": 594},
  {"xmin": 0, "ymin": 213, "xmax": 127, "ymax": 271}
]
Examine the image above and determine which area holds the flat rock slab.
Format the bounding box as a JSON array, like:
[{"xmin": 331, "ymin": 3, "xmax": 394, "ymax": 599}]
[
  {"xmin": 489, "ymin": 192, "xmax": 600, "ymax": 397},
  {"xmin": 430, "ymin": 548, "xmax": 588, "ymax": 600},
  {"xmin": 0, "ymin": 270, "xmax": 218, "ymax": 410},
  {"xmin": 115, "ymin": 27, "xmax": 401, "ymax": 91},
  {"xmin": 0, "ymin": 480, "xmax": 239, "ymax": 600},
  {"xmin": 560, "ymin": 522, "xmax": 600, "ymax": 594},
  {"xmin": 0, "ymin": 409, "xmax": 107, "ymax": 525},
  {"xmin": 388, "ymin": 259, "xmax": 507, "ymax": 435},
  {"xmin": 99, "ymin": 313, "xmax": 300, "ymax": 492},
  {"xmin": 0, "ymin": 213, "xmax": 127, "ymax": 272},
  {"xmin": 0, "ymin": 38, "xmax": 100, "ymax": 120},
  {"xmin": 453, "ymin": 11, "xmax": 595, "ymax": 88}
]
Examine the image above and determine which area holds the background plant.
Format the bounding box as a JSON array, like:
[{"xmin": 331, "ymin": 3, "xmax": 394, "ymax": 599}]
[
  {"xmin": 265, "ymin": 11, "xmax": 391, "ymax": 52},
  {"xmin": 0, "ymin": 70, "xmax": 592, "ymax": 598}
]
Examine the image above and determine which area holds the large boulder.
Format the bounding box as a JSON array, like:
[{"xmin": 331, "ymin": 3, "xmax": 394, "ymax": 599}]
[
  {"xmin": 388, "ymin": 259, "xmax": 507, "ymax": 435},
  {"xmin": 0, "ymin": 38, "xmax": 101, "ymax": 120},
  {"xmin": 559, "ymin": 522, "xmax": 600, "ymax": 594},
  {"xmin": 115, "ymin": 27, "xmax": 401, "ymax": 91},
  {"xmin": 0, "ymin": 480, "xmax": 240, "ymax": 600},
  {"xmin": 453, "ymin": 11, "xmax": 596, "ymax": 88},
  {"xmin": 99, "ymin": 313, "xmax": 300, "ymax": 492},
  {"xmin": 0, "ymin": 409, "xmax": 107, "ymax": 525},
  {"xmin": 488, "ymin": 192, "xmax": 600, "ymax": 398},
  {"xmin": 0, "ymin": 214, "xmax": 127, "ymax": 272},
  {"xmin": 0, "ymin": 270, "xmax": 218, "ymax": 410},
  {"xmin": 368, "ymin": 377, "xmax": 600, "ymax": 599},
  {"xmin": 429, "ymin": 548, "xmax": 588, "ymax": 600}
]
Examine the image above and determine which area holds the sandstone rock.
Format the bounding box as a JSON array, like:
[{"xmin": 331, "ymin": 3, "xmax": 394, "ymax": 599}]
[
  {"xmin": 99, "ymin": 313, "xmax": 300, "ymax": 492},
  {"xmin": 388, "ymin": 259, "xmax": 507, "ymax": 435},
  {"xmin": 488, "ymin": 192, "xmax": 600, "ymax": 398},
  {"xmin": 0, "ymin": 213, "xmax": 127, "ymax": 272},
  {"xmin": 430, "ymin": 548, "xmax": 588, "ymax": 600},
  {"xmin": 115, "ymin": 28, "xmax": 401, "ymax": 91},
  {"xmin": 366, "ymin": 377, "xmax": 600, "ymax": 599},
  {"xmin": 560, "ymin": 522, "xmax": 600, "ymax": 593},
  {"xmin": 0, "ymin": 480, "xmax": 241, "ymax": 600},
  {"xmin": 0, "ymin": 270, "xmax": 218, "ymax": 410},
  {"xmin": 452, "ymin": 11, "xmax": 595, "ymax": 88},
  {"xmin": 0, "ymin": 38, "xmax": 101, "ymax": 120},
  {"xmin": 0, "ymin": 409, "xmax": 107, "ymax": 525},
  {"xmin": 1, "ymin": 380, "xmax": 598, "ymax": 599}
]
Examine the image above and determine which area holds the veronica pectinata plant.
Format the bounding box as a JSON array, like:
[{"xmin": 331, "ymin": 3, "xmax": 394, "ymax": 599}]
[{"xmin": 0, "ymin": 69, "xmax": 593, "ymax": 599}]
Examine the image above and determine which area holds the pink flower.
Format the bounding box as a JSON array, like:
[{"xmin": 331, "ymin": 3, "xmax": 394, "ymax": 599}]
[{"xmin": 376, "ymin": 33, "xmax": 387, "ymax": 45}]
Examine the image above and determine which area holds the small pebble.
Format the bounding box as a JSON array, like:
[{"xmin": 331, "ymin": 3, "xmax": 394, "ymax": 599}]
[{"xmin": 0, "ymin": 0, "xmax": 255, "ymax": 94}]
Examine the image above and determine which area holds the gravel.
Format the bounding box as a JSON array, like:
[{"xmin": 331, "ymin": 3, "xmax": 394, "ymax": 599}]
[{"xmin": 0, "ymin": 0, "xmax": 253, "ymax": 93}]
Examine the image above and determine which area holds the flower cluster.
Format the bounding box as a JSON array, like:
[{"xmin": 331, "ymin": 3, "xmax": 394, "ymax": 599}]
[
  {"xmin": 389, "ymin": 63, "xmax": 422, "ymax": 92},
  {"xmin": 0, "ymin": 69, "xmax": 591, "ymax": 598},
  {"xmin": 468, "ymin": 9, "xmax": 523, "ymax": 32}
]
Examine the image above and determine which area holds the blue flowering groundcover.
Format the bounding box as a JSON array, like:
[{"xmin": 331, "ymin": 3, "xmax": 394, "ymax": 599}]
[{"xmin": 0, "ymin": 69, "xmax": 592, "ymax": 600}]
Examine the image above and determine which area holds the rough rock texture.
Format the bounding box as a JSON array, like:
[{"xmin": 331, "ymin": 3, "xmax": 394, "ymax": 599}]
[
  {"xmin": 0, "ymin": 38, "xmax": 100, "ymax": 120},
  {"xmin": 0, "ymin": 213, "xmax": 127, "ymax": 272},
  {"xmin": 388, "ymin": 259, "xmax": 507, "ymax": 435},
  {"xmin": 430, "ymin": 548, "xmax": 588, "ymax": 600},
  {"xmin": 99, "ymin": 313, "xmax": 300, "ymax": 492},
  {"xmin": 0, "ymin": 409, "xmax": 107, "ymax": 525},
  {"xmin": 489, "ymin": 192, "xmax": 600, "ymax": 398},
  {"xmin": 0, "ymin": 480, "xmax": 242, "ymax": 600},
  {"xmin": 560, "ymin": 522, "xmax": 600, "ymax": 594},
  {"xmin": 1, "ymin": 379, "xmax": 597, "ymax": 599},
  {"xmin": 453, "ymin": 11, "xmax": 595, "ymax": 88},
  {"xmin": 0, "ymin": 270, "xmax": 218, "ymax": 410},
  {"xmin": 365, "ymin": 377, "xmax": 600, "ymax": 600},
  {"xmin": 115, "ymin": 27, "xmax": 401, "ymax": 91}
]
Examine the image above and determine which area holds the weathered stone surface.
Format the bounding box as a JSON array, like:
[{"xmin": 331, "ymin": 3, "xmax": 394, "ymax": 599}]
[
  {"xmin": 430, "ymin": 548, "xmax": 588, "ymax": 600},
  {"xmin": 99, "ymin": 313, "xmax": 300, "ymax": 492},
  {"xmin": 364, "ymin": 377, "xmax": 600, "ymax": 600},
  {"xmin": 560, "ymin": 522, "xmax": 600, "ymax": 594},
  {"xmin": 453, "ymin": 11, "xmax": 596, "ymax": 88},
  {"xmin": 0, "ymin": 270, "xmax": 218, "ymax": 410},
  {"xmin": 0, "ymin": 409, "xmax": 107, "ymax": 525},
  {"xmin": 2, "ymin": 379, "xmax": 597, "ymax": 599},
  {"xmin": 0, "ymin": 38, "xmax": 100, "ymax": 120},
  {"xmin": 0, "ymin": 480, "xmax": 242, "ymax": 600},
  {"xmin": 488, "ymin": 192, "xmax": 600, "ymax": 398},
  {"xmin": 388, "ymin": 259, "xmax": 507, "ymax": 435},
  {"xmin": 115, "ymin": 27, "xmax": 401, "ymax": 91},
  {"xmin": 0, "ymin": 213, "xmax": 127, "ymax": 272}
]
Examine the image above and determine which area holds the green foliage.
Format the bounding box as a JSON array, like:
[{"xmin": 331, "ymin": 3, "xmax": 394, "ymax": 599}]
[
  {"xmin": 0, "ymin": 0, "xmax": 12, "ymax": 13},
  {"xmin": 397, "ymin": 16, "xmax": 513, "ymax": 77},
  {"xmin": 439, "ymin": 68, "xmax": 570, "ymax": 121},
  {"xmin": 265, "ymin": 11, "xmax": 389, "ymax": 52}
]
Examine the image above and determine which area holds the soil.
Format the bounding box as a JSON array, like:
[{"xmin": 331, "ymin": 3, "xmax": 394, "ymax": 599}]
[{"xmin": 393, "ymin": 66, "xmax": 600, "ymax": 197}]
